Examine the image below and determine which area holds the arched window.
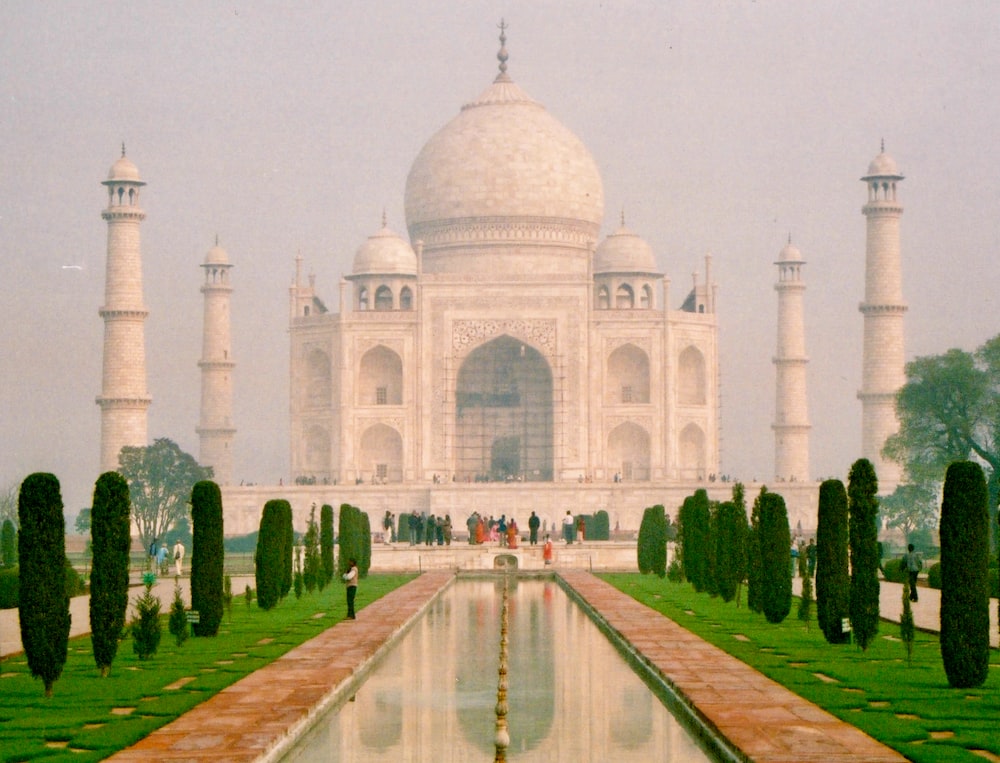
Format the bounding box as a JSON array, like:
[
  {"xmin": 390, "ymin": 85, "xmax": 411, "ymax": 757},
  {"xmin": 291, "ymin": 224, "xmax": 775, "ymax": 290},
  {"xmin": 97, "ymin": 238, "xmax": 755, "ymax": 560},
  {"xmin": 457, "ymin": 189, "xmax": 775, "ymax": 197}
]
[
  {"xmin": 359, "ymin": 345, "xmax": 403, "ymax": 405},
  {"xmin": 597, "ymin": 286, "xmax": 610, "ymax": 310},
  {"xmin": 606, "ymin": 344, "xmax": 650, "ymax": 404},
  {"xmin": 359, "ymin": 424, "xmax": 403, "ymax": 483},
  {"xmin": 607, "ymin": 422, "xmax": 651, "ymax": 481},
  {"xmin": 640, "ymin": 284, "xmax": 653, "ymax": 309},
  {"xmin": 306, "ymin": 349, "xmax": 332, "ymax": 406},
  {"xmin": 374, "ymin": 285, "xmax": 393, "ymax": 311},
  {"xmin": 358, "ymin": 286, "xmax": 369, "ymax": 311},
  {"xmin": 400, "ymin": 286, "xmax": 413, "ymax": 310},
  {"xmin": 678, "ymin": 346, "xmax": 706, "ymax": 405},
  {"xmin": 679, "ymin": 423, "xmax": 706, "ymax": 479},
  {"xmin": 615, "ymin": 284, "xmax": 634, "ymax": 309}
]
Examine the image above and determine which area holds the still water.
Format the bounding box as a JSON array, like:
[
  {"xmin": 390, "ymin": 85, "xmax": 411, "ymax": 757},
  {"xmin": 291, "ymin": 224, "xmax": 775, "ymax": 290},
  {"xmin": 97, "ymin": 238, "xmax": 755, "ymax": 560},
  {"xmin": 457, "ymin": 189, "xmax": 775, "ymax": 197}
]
[{"xmin": 286, "ymin": 579, "xmax": 714, "ymax": 762}]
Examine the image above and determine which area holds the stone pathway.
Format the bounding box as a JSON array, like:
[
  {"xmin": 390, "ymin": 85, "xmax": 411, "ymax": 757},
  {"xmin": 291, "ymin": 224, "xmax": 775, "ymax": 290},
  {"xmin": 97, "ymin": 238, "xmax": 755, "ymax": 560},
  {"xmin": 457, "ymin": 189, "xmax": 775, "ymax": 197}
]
[{"xmin": 102, "ymin": 570, "xmax": 913, "ymax": 762}]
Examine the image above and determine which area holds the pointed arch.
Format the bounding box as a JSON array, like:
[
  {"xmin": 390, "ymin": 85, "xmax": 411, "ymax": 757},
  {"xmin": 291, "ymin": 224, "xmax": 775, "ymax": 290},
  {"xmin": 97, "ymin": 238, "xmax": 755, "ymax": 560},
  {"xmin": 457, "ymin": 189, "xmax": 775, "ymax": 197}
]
[
  {"xmin": 374, "ymin": 285, "xmax": 393, "ymax": 311},
  {"xmin": 679, "ymin": 423, "xmax": 706, "ymax": 479},
  {"xmin": 306, "ymin": 348, "xmax": 331, "ymax": 406},
  {"xmin": 399, "ymin": 285, "xmax": 413, "ymax": 310},
  {"xmin": 678, "ymin": 346, "xmax": 706, "ymax": 405},
  {"xmin": 597, "ymin": 285, "xmax": 610, "ymax": 310},
  {"xmin": 359, "ymin": 424, "xmax": 402, "ymax": 483},
  {"xmin": 615, "ymin": 283, "xmax": 634, "ymax": 309},
  {"xmin": 359, "ymin": 345, "xmax": 403, "ymax": 405},
  {"xmin": 607, "ymin": 422, "xmax": 650, "ymax": 481},
  {"xmin": 606, "ymin": 343, "xmax": 650, "ymax": 404},
  {"xmin": 304, "ymin": 425, "xmax": 330, "ymax": 475}
]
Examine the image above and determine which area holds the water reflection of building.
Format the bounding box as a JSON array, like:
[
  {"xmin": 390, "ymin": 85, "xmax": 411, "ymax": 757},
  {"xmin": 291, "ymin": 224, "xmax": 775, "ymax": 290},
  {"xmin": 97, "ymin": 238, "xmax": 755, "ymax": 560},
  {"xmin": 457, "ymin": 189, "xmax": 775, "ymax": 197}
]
[{"xmin": 291, "ymin": 581, "xmax": 709, "ymax": 761}]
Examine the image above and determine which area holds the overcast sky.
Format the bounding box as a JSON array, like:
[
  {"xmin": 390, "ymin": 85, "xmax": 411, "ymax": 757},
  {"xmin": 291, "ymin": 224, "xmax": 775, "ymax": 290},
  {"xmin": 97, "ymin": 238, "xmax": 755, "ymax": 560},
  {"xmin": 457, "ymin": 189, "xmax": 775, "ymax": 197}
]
[{"xmin": 3, "ymin": 1, "xmax": 998, "ymax": 515}]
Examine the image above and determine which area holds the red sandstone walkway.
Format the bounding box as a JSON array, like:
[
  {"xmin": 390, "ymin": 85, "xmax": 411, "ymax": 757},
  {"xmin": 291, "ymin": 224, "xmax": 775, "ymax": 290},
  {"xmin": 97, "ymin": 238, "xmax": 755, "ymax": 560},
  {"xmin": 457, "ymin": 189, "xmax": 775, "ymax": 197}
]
[
  {"xmin": 559, "ymin": 571, "xmax": 907, "ymax": 763},
  {"xmin": 104, "ymin": 572, "xmax": 454, "ymax": 762},
  {"xmin": 107, "ymin": 570, "xmax": 907, "ymax": 762}
]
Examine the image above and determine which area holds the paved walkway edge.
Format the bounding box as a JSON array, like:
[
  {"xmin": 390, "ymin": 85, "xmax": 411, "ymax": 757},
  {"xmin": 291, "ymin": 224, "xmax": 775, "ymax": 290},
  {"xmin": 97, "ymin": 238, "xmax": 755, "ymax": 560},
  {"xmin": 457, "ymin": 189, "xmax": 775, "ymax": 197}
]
[
  {"xmin": 558, "ymin": 571, "xmax": 908, "ymax": 763},
  {"xmin": 105, "ymin": 572, "xmax": 455, "ymax": 763}
]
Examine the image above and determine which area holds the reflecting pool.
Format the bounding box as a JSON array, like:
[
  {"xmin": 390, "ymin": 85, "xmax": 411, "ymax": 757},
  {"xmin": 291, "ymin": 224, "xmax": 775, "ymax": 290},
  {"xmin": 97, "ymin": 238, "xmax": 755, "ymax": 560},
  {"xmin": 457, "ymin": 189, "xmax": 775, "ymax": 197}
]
[{"xmin": 285, "ymin": 579, "xmax": 714, "ymax": 762}]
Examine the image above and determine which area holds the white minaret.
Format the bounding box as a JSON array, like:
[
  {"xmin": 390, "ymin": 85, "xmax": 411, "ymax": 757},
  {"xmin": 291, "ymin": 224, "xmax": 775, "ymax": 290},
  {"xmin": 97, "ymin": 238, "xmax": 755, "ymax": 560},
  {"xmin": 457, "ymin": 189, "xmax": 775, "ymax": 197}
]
[
  {"xmin": 772, "ymin": 238, "xmax": 810, "ymax": 482},
  {"xmin": 97, "ymin": 146, "xmax": 151, "ymax": 473},
  {"xmin": 858, "ymin": 143, "xmax": 906, "ymax": 490},
  {"xmin": 197, "ymin": 238, "xmax": 236, "ymax": 485}
]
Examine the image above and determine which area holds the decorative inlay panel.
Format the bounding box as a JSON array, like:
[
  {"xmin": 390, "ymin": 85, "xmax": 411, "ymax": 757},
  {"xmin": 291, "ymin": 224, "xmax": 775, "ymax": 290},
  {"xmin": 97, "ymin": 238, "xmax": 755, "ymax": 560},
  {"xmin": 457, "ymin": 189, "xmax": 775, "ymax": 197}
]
[{"xmin": 452, "ymin": 318, "xmax": 556, "ymax": 356}]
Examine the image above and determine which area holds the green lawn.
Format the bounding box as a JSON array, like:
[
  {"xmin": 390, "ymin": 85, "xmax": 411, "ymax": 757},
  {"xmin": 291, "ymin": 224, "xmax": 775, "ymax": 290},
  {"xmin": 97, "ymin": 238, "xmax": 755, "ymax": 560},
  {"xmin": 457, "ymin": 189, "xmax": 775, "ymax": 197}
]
[
  {"xmin": 0, "ymin": 574, "xmax": 413, "ymax": 762},
  {"xmin": 603, "ymin": 573, "xmax": 1000, "ymax": 763}
]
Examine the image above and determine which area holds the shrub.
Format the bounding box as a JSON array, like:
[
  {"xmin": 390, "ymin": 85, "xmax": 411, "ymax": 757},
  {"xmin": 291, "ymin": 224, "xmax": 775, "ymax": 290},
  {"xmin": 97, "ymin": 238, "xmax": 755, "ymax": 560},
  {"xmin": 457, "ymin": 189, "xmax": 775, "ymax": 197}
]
[
  {"xmin": 255, "ymin": 500, "xmax": 289, "ymax": 610},
  {"xmin": 848, "ymin": 459, "xmax": 880, "ymax": 650},
  {"xmin": 320, "ymin": 504, "xmax": 334, "ymax": 589},
  {"xmin": 591, "ymin": 510, "xmax": 610, "ymax": 541},
  {"xmin": 666, "ymin": 558, "xmax": 683, "ymax": 582},
  {"xmin": 939, "ymin": 460, "xmax": 990, "ymax": 688},
  {"xmin": 0, "ymin": 567, "xmax": 17, "ymax": 608},
  {"xmin": 168, "ymin": 583, "xmax": 189, "ymax": 646},
  {"xmin": 758, "ymin": 491, "xmax": 791, "ymax": 624},
  {"xmin": 927, "ymin": 562, "xmax": 942, "ymax": 589},
  {"xmin": 882, "ymin": 557, "xmax": 907, "ymax": 583},
  {"xmin": 131, "ymin": 575, "xmax": 161, "ymax": 660},
  {"xmin": 190, "ymin": 480, "xmax": 225, "ymax": 636},
  {"xmin": 18, "ymin": 473, "xmax": 71, "ymax": 696},
  {"xmin": 714, "ymin": 501, "xmax": 746, "ymax": 603},
  {"xmin": 89, "ymin": 472, "xmax": 131, "ymax": 677},
  {"xmin": 816, "ymin": 479, "xmax": 850, "ymax": 644},
  {"xmin": 65, "ymin": 559, "xmax": 86, "ymax": 597},
  {"xmin": 637, "ymin": 505, "xmax": 667, "ymax": 577},
  {"xmin": 798, "ymin": 569, "xmax": 813, "ymax": 626},
  {"xmin": 1, "ymin": 519, "xmax": 16, "ymax": 567}
]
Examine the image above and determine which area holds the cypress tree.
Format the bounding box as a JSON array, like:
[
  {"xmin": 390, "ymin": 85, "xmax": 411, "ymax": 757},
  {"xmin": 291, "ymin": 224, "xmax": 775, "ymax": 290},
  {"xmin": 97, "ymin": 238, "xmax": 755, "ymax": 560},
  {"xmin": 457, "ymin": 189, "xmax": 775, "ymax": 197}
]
[
  {"xmin": 939, "ymin": 460, "xmax": 990, "ymax": 688},
  {"xmin": 337, "ymin": 504, "xmax": 369, "ymax": 577},
  {"xmin": 746, "ymin": 486, "xmax": 767, "ymax": 613},
  {"xmin": 358, "ymin": 509, "xmax": 371, "ymax": 577},
  {"xmin": 731, "ymin": 483, "xmax": 749, "ymax": 606},
  {"xmin": 303, "ymin": 504, "xmax": 321, "ymax": 592},
  {"xmin": 848, "ymin": 458, "xmax": 880, "ymax": 650},
  {"xmin": 255, "ymin": 500, "xmax": 288, "ymax": 610},
  {"xmin": 1, "ymin": 519, "xmax": 16, "ymax": 568},
  {"xmin": 18, "ymin": 473, "xmax": 71, "ymax": 696},
  {"xmin": 280, "ymin": 501, "xmax": 294, "ymax": 598},
  {"xmin": 714, "ymin": 500, "xmax": 745, "ymax": 603},
  {"xmin": 706, "ymin": 499, "xmax": 720, "ymax": 596},
  {"xmin": 89, "ymin": 472, "xmax": 131, "ymax": 677},
  {"xmin": 637, "ymin": 505, "xmax": 667, "ymax": 577},
  {"xmin": 759, "ymin": 491, "xmax": 792, "ymax": 624},
  {"xmin": 319, "ymin": 504, "xmax": 334, "ymax": 589},
  {"xmin": 190, "ymin": 480, "xmax": 224, "ymax": 636},
  {"xmin": 168, "ymin": 582, "xmax": 189, "ymax": 646},
  {"xmin": 816, "ymin": 478, "xmax": 850, "ymax": 644}
]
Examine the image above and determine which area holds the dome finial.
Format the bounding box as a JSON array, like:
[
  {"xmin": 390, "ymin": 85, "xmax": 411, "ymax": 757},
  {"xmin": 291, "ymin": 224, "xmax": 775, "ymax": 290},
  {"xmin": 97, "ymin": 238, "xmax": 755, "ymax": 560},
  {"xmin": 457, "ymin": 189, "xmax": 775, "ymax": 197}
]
[
  {"xmin": 121, "ymin": 141, "xmax": 126, "ymax": 158},
  {"xmin": 215, "ymin": 233, "xmax": 220, "ymax": 246},
  {"xmin": 382, "ymin": 208, "xmax": 387, "ymax": 229},
  {"xmin": 620, "ymin": 207, "xmax": 625, "ymax": 227},
  {"xmin": 497, "ymin": 18, "xmax": 509, "ymax": 77},
  {"xmin": 788, "ymin": 232, "xmax": 792, "ymax": 244},
  {"xmin": 881, "ymin": 137, "xmax": 885, "ymax": 153}
]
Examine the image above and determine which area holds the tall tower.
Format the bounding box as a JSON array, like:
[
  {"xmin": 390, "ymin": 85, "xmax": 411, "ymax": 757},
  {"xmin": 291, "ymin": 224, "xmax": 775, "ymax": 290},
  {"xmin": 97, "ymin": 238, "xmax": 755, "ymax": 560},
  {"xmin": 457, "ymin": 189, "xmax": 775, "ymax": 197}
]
[
  {"xmin": 772, "ymin": 238, "xmax": 810, "ymax": 482},
  {"xmin": 858, "ymin": 144, "xmax": 906, "ymax": 490},
  {"xmin": 197, "ymin": 239, "xmax": 236, "ymax": 485},
  {"xmin": 97, "ymin": 146, "xmax": 151, "ymax": 473}
]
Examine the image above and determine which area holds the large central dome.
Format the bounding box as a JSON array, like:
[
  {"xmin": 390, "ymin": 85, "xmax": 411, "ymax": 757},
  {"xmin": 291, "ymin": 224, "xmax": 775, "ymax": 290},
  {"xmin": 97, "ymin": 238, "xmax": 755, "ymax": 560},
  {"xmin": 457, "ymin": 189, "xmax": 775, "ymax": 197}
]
[{"xmin": 404, "ymin": 47, "xmax": 604, "ymax": 275}]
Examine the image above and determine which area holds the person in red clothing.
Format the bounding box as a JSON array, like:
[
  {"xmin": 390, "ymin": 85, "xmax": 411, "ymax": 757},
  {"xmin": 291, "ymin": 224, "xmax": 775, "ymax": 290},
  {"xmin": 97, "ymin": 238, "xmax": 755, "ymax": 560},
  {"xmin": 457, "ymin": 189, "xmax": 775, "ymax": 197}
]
[
  {"xmin": 543, "ymin": 535, "xmax": 553, "ymax": 565},
  {"xmin": 576, "ymin": 515, "xmax": 586, "ymax": 542}
]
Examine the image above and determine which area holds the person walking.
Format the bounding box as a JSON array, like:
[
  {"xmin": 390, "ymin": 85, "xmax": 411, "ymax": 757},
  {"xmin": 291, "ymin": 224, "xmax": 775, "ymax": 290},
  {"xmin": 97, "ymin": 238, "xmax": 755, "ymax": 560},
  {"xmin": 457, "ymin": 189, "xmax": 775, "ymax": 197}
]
[
  {"xmin": 342, "ymin": 558, "xmax": 358, "ymax": 619},
  {"xmin": 528, "ymin": 511, "xmax": 540, "ymax": 545},
  {"xmin": 562, "ymin": 511, "xmax": 575, "ymax": 544},
  {"xmin": 156, "ymin": 542, "xmax": 169, "ymax": 575},
  {"xmin": 172, "ymin": 539, "xmax": 185, "ymax": 576},
  {"xmin": 903, "ymin": 543, "xmax": 923, "ymax": 602}
]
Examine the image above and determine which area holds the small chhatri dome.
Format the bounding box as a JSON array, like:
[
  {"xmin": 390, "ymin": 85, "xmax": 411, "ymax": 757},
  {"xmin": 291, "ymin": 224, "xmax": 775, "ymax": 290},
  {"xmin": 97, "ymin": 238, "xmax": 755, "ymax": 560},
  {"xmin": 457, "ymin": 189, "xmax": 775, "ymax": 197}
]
[
  {"xmin": 778, "ymin": 236, "xmax": 803, "ymax": 263},
  {"xmin": 352, "ymin": 221, "xmax": 417, "ymax": 276},
  {"xmin": 863, "ymin": 142, "xmax": 903, "ymax": 179},
  {"xmin": 106, "ymin": 144, "xmax": 143, "ymax": 183},
  {"xmin": 204, "ymin": 240, "xmax": 229, "ymax": 265},
  {"xmin": 594, "ymin": 221, "xmax": 658, "ymax": 274}
]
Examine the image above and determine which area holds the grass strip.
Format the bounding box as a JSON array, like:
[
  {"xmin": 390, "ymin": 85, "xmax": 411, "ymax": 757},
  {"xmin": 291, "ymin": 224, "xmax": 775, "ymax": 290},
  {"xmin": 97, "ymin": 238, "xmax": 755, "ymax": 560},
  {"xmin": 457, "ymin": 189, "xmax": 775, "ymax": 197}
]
[
  {"xmin": 0, "ymin": 574, "xmax": 414, "ymax": 762},
  {"xmin": 602, "ymin": 574, "xmax": 1000, "ymax": 763}
]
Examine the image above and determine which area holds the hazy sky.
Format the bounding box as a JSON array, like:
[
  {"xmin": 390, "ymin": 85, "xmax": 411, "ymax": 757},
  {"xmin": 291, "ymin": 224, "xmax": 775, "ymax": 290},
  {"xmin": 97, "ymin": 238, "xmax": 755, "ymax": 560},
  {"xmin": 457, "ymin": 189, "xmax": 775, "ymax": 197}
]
[{"xmin": 3, "ymin": 1, "xmax": 998, "ymax": 515}]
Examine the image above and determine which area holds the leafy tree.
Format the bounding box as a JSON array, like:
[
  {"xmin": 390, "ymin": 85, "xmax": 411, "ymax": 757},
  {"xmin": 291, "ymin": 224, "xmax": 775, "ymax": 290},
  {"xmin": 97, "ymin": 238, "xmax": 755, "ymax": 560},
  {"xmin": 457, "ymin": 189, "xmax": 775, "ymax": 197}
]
[
  {"xmin": 89, "ymin": 472, "xmax": 131, "ymax": 677},
  {"xmin": 0, "ymin": 481, "xmax": 17, "ymax": 526},
  {"xmin": 939, "ymin": 460, "xmax": 990, "ymax": 688},
  {"xmin": 816, "ymin": 479, "xmax": 850, "ymax": 643},
  {"xmin": 190, "ymin": 480, "xmax": 224, "ymax": 636},
  {"xmin": 74, "ymin": 507, "xmax": 92, "ymax": 534},
  {"xmin": 758, "ymin": 491, "xmax": 792, "ymax": 624},
  {"xmin": 131, "ymin": 574, "xmax": 161, "ymax": 660},
  {"xmin": 1, "ymin": 519, "xmax": 16, "ymax": 568},
  {"xmin": 637, "ymin": 505, "xmax": 667, "ymax": 577},
  {"xmin": 280, "ymin": 501, "xmax": 294, "ymax": 598},
  {"xmin": 746, "ymin": 486, "xmax": 767, "ymax": 613},
  {"xmin": 848, "ymin": 459, "xmax": 880, "ymax": 650},
  {"xmin": 118, "ymin": 438, "xmax": 212, "ymax": 552},
  {"xmin": 255, "ymin": 500, "xmax": 288, "ymax": 610},
  {"xmin": 168, "ymin": 582, "xmax": 189, "ymax": 646},
  {"xmin": 879, "ymin": 482, "xmax": 938, "ymax": 544},
  {"xmin": 18, "ymin": 473, "xmax": 71, "ymax": 696},
  {"xmin": 714, "ymin": 500, "xmax": 746, "ymax": 603},
  {"xmin": 303, "ymin": 504, "xmax": 321, "ymax": 593},
  {"xmin": 884, "ymin": 336, "xmax": 1000, "ymax": 524},
  {"xmin": 320, "ymin": 504, "xmax": 334, "ymax": 589}
]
